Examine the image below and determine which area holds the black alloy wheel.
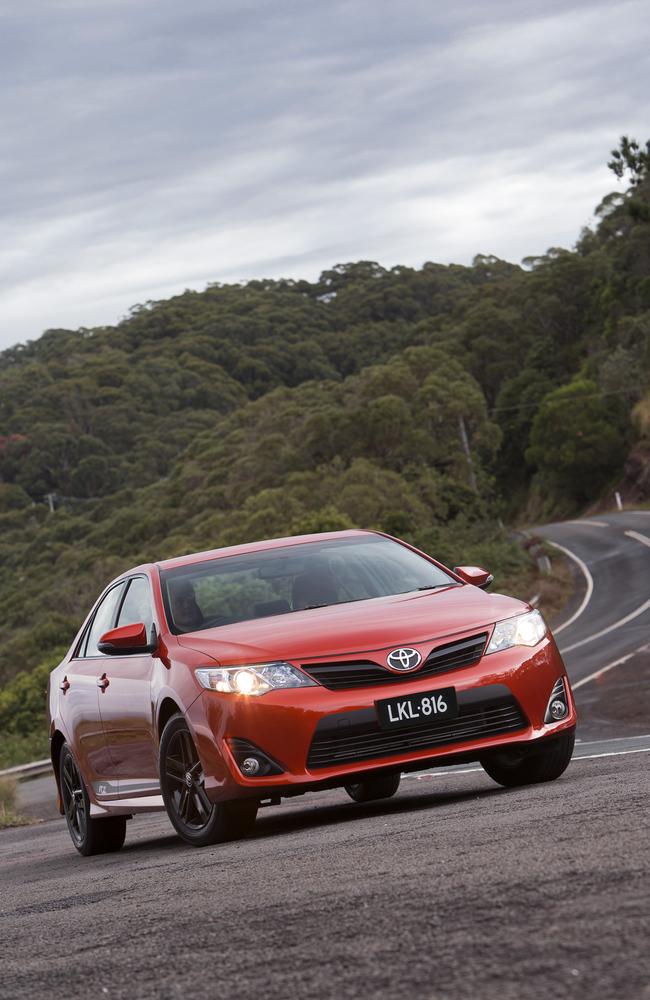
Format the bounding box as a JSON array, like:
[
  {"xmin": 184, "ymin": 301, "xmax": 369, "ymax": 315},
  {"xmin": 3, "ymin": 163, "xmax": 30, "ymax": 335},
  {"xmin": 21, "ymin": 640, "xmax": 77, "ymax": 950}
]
[
  {"xmin": 59, "ymin": 744, "xmax": 127, "ymax": 856},
  {"xmin": 159, "ymin": 714, "xmax": 258, "ymax": 847},
  {"xmin": 163, "ymin": 725, "xmax": 215, "ymax": 831},
  {"xmin": 480, "ymin": 731, "xmax": 575, "ymax": 787},
  {"xmin": 61, "ymin": 748, "xmax": 87, "ymax": 847},
  {"xmin": 345, "ymin": 772, "xmax": 401, "ymax": 803}
]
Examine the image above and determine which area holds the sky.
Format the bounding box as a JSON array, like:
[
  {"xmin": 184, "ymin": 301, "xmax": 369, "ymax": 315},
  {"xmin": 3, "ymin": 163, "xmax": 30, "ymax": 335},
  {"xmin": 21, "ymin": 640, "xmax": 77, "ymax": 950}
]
[{"xmin": 1, "ymin": 0, "xmax": 649, "ymax": 350}]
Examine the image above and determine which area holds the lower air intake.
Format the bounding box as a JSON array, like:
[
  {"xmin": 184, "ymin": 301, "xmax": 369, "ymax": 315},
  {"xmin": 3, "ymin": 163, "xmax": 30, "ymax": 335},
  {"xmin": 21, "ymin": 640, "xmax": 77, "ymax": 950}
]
[{"xmin": 307, "ymin": 688, "xmax": 527, "ymax": 770}]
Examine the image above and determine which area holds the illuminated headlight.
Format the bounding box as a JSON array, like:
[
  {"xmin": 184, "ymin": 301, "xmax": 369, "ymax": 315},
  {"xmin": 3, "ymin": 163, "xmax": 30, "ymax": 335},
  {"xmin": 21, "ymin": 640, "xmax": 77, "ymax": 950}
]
[
  {"xmin": 485, "ymin": 610, "xmax": 547, "ymax": 654},
  {"xmin": 195, "ymin": 662, "xmax": 317, "ymax": 696}
]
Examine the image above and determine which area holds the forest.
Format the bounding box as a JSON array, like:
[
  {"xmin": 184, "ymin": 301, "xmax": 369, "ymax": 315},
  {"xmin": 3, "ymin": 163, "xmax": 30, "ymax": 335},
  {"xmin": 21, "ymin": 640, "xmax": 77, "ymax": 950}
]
[{"xmin": 1, "ymin": 138, "xmax": 649, "ymax": 765}]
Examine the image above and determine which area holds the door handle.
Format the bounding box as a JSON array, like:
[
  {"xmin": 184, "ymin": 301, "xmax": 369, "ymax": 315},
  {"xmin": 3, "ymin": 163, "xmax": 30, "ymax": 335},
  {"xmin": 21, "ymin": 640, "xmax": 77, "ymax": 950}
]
[
  {"xmin": 97, "ymin": 673, "xmax": 110, "ymax": 691},
  {"xmin": 59, "ymin": 676, "xmax": 70, "ymax": 693}
]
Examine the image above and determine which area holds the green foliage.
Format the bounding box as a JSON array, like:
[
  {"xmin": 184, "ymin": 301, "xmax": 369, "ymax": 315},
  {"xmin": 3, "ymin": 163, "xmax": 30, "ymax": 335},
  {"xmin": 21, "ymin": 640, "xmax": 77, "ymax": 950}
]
[
  {"xmin": 0, "ymin": 650, "xmax": 65, "ymax": 767},
  {"xmin": 526, "ymin": 380, "xmax": 628, "ymax": 504},
  {"xmin": 0, "ymin": 732, "xmax": 50, "ymax": 771},
  {"xmin": 608, "ymin": 136, "xmax": 650, "ymax": 188},
  {"xmin": 0, "ymin": 483, "xmax": 31, "ymax": 512},
  {"xmin": 0, "ymin": 651, "xmax": 63, "ymax": 736}
]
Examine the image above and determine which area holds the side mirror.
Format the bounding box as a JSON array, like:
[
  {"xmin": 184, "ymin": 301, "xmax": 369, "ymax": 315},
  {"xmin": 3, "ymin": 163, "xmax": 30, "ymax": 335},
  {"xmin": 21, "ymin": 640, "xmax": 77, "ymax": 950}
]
[
  {"xmin": 454, "ymin": 566, "xmax": 494, "ymax": 590},
  {"xmin": 98, "ymin": 622, "xmax": 157, "ymax": 655}
]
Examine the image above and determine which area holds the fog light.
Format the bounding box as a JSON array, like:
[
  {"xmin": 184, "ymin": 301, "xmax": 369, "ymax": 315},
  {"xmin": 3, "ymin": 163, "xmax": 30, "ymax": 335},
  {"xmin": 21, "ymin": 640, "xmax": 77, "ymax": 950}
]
[
  {"xmin": 229, "ymin": 737, "xmax": 285, "ymax": 776},
  {"xmin": 241, "ymin": 757, "xmax": 261, "ymax": 776},
  {"xmin": 550, "ymin": 699, "xmax": 568, "ymax": 721},
  {"xmin": 545, "ymin": 677, "xmax": 571, "ymax": 723}
]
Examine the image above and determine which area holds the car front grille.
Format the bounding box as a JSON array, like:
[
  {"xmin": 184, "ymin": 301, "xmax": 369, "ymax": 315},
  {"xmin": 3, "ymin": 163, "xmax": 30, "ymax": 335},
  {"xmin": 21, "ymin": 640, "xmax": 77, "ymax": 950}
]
[
  {"xmin": 300, "ymin": 632, "xmax": 488, "ymax": 690},
  {"xmin": 306, "ymin": 687, "xmax": 527, "ymax": 770}
]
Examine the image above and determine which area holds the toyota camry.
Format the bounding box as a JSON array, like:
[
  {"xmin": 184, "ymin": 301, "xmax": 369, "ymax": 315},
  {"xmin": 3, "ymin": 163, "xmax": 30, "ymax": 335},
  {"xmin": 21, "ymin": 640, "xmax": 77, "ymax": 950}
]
[{"xmin": 47, "ymin": 530, "xmax": 576, "ymax": 854}]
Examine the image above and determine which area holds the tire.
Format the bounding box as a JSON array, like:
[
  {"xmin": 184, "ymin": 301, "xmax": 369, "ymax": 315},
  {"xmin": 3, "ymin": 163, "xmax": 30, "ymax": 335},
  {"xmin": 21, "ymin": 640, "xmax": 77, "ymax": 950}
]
[
  {"xmin": 59, "ymin": 744, "xmax": 127, "ymax": 856},
  {"xmin": 159, "ymin": 713, "xmax": 258, "ymax": 847},
  {"xmin": 480, "ymin": 731, "xmax": 575, "ymax": 788},
  {"xmin": 345, "ymin": 772, "xmax": 401, "ymax": 803}
]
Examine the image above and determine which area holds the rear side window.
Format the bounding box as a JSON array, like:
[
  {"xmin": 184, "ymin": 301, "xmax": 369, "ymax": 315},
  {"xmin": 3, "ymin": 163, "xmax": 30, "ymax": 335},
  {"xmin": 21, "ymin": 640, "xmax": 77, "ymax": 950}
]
[
  {"xmin": 82, "ymin": 583, "xmax": 126, "ymax": 657},
  {"xmin": 117, "ymin": 577, "xmax": 154, "ymax": 634}
]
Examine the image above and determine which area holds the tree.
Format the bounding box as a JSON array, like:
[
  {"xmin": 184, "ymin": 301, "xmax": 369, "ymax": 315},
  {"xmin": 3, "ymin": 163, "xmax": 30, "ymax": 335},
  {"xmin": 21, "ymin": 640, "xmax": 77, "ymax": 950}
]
[
  {"xmin": 526, "ymin": 379, "xmax": 627, "ymax": 504},
  {"xmin": 608, "ymin": 136, "xmax": 650, "ymax": 188}
]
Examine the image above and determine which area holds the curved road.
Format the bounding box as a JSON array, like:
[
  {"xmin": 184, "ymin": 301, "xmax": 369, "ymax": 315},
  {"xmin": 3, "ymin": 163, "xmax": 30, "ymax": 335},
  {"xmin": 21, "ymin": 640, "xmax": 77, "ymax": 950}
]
[
  {"xmin": 537, "ymin": 510, "xmax": 650, "ymax": 742},
  {"xmin": 1, "ymin": 513, "xmax": 649, "ymax": 1000}
]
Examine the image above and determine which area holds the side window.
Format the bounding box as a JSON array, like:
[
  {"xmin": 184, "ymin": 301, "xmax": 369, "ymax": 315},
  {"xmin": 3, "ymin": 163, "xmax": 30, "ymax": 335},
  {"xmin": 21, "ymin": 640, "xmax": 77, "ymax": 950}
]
[
  {"xmin": 117, "ymin": 577, "xmax": 154, "ymax": 634},
  {"xmin": 83, "ymin": 583, "xmax": 126, "ymax": 657}
]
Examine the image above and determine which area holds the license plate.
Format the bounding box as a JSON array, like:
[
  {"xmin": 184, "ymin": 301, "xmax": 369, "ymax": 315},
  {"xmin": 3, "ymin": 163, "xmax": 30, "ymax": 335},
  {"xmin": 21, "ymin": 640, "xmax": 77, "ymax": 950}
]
[{"xmin": 376, "ymin": 687, "xmax": 458, "ymax": 730}]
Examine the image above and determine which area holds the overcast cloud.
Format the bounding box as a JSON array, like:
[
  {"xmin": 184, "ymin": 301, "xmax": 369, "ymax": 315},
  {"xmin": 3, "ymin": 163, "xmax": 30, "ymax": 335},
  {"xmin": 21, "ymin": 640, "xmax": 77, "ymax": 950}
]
[{"xmin": 0, "ymin": 0, "xmax": 648, "ymax": 349}]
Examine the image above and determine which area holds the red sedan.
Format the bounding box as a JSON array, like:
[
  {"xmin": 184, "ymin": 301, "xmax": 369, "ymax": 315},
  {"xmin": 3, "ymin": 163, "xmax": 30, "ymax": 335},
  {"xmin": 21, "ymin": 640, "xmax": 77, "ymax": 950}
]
[{"xmin": 48, "ymin": 530, "xmax": 576, "ymax": 855}]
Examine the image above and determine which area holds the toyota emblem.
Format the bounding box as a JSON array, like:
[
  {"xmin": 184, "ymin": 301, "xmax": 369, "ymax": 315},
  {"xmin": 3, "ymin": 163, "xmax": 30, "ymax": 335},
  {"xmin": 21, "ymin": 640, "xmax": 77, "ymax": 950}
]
[{"xmin": 386, "ymin": 647, "xmax": 422, "ymax": 671}]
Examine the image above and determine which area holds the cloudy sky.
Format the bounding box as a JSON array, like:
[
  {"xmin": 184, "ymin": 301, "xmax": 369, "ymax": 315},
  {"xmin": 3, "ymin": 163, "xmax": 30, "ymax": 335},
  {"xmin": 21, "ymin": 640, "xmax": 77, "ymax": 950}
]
[{"xmin": 1, "ymin": 0, "xmax": 648, "ymax": 350}]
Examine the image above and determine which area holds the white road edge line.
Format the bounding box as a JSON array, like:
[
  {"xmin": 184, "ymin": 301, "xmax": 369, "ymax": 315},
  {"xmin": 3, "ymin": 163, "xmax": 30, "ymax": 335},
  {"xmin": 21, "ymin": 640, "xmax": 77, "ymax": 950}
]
[
  {"xmin": 407, "ymin": 769, "xmax": 483, "ymax": 778},
  {"xmin": 410, "ymin": 768, "xmax": 483, "ymax": 778},
  {"xmin": 567, "ymin": 520, "xmax": 608, "ymax": 528},
  {"xmin": 547, "ymin": 541, "xmax": 594, "ymax": 635},
  {"xmin": 575, "ymin": 748, "xmax": 650, "ymax": 760},
  {"xmin": 572, "ymin": 642, "xmax": 650, "ymax": 689},
  {"xmin": 625, "ymin": 529, "xmax": 650, "ymax": 548},
  {"xmin": 560, "ymin": 597, "xmax": 650, "ymax": 654},
  {"xmin": 576, "ymin": 732, "xmax": 650, "ymax": 744},
  {"xmin": 403, "ymin": 745, "xmax": 650, "ymax": 779}
]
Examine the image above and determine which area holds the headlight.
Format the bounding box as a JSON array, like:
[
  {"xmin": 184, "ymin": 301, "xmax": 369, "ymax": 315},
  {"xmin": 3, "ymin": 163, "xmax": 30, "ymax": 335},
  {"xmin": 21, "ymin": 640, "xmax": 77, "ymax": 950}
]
[
  {"xmin": 195, "ymin": 662, "xmax": 317, "ymax": 696},
  {"xmin": 485, "ymin": 609, "xmax": 547, "ymax": 654}
]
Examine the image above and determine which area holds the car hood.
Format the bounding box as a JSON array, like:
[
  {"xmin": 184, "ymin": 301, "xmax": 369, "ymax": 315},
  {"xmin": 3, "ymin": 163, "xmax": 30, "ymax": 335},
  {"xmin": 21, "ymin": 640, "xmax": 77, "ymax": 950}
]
[{"xmin": 177, "ymin": 585, "xmax": 529, "ymax": 664}]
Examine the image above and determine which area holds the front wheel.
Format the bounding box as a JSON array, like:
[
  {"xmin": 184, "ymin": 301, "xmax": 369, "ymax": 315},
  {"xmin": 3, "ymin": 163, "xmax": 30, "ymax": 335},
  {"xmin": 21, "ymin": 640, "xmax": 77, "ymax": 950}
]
[
  {"xmin": 480, "ymin": 731, "xmax": 575, "ymax": 788},
  {"xmin": 345, "ymin": 772, "xmax": 401, "ymax": 803},
  {"xmin": 59, "ymin": 744, "xmax": 127, "ymax": 856},
  {"xmin": 159, "ymin": 714, "xmax": 258, "ymax": 847}
]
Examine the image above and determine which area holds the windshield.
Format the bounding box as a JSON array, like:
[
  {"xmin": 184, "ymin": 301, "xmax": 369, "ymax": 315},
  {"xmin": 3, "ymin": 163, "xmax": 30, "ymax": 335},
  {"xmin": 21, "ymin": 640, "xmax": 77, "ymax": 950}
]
[{"xmin": 160, "ymin": 535, "xmax": 456, "ymax": 634}]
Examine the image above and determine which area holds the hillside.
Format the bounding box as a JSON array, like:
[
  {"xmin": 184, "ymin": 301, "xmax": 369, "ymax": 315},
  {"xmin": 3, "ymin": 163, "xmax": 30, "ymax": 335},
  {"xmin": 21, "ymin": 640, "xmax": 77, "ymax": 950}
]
[{"xmin": 0, "ymin": 139, "xmax": 649, "ymax": 761}]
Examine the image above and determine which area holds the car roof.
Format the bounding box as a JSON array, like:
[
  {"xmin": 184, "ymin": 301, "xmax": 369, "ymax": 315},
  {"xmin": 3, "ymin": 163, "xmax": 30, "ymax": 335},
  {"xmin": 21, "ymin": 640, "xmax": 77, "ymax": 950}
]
[{"xmin": 154, "ymin": 529, "xmax": 376, "ymax": 572}]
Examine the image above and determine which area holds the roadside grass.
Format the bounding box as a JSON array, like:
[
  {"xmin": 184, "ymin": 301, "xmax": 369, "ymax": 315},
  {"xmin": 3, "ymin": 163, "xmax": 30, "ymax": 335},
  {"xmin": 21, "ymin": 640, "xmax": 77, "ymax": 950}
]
[
  {"xmin": 486, "ymin": 545, "xmax": 575, "ymax": 625},
  {"xmin": 0, "ymin": 777, "xmax": 28, "ymax": 829},
  {"xmin": 530, "ymin": 552, "xmax": 576, "ymax": 625}
]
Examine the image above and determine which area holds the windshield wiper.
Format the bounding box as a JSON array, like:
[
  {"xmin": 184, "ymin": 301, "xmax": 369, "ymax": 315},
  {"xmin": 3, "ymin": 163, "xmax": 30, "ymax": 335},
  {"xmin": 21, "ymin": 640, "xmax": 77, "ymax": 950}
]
[
  {"xmin": 416, "ymin": 584, "xmax": 454, "ymax": 591},
  {"xmin": 300, "ymin": 598, "xmax": 362, "ymax": 610}
]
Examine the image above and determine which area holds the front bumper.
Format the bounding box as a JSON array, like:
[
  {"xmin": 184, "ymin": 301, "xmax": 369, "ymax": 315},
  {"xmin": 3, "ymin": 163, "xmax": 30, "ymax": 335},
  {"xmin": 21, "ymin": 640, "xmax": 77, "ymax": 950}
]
[{"xmin": 186, "ymin": 634, "xmax": 576, "ymax": 802}]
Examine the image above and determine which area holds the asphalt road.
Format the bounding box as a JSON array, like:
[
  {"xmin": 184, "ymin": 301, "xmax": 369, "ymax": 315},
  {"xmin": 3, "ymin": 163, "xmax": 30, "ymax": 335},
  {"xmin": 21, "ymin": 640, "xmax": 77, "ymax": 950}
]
[
  {"xmin": 536, "ymin": 510, "xmax": 650, "ymax": 741},
  {"xmin": 538, "ymin": 510, "xmax": 650, "ymax": 680},
  {"xmin": 2, "ymin": 512, "xmax": 649, "ymax": 1000}
]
